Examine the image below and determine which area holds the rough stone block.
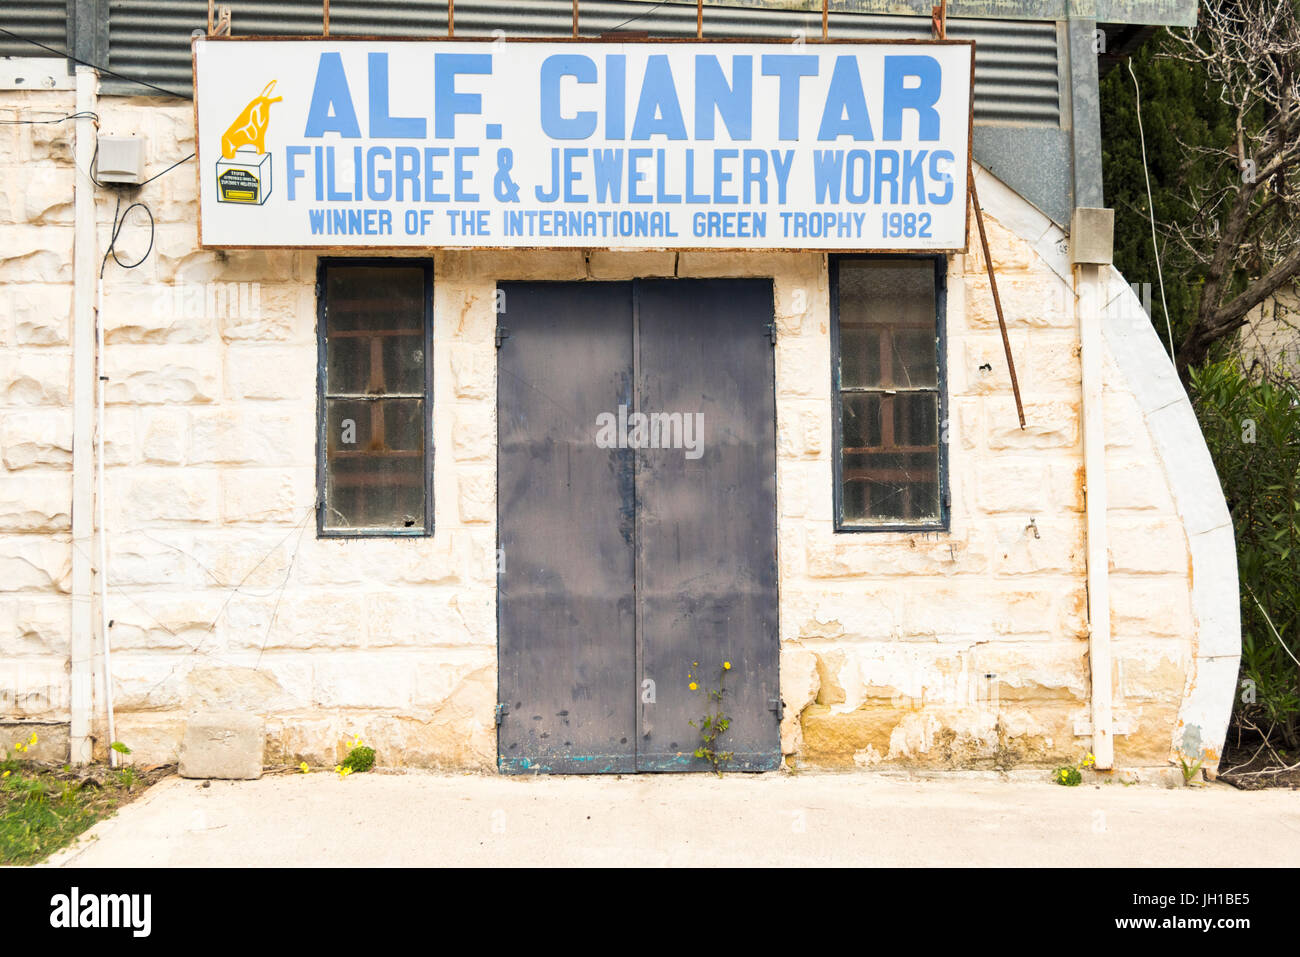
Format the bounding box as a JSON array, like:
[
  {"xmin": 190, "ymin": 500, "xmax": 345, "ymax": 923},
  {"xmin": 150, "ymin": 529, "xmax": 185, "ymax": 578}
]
[
  {"xmin": 456, "ymin": 468, "xmax": 494, "ymax": 523},
  {"xmin": 224, "ymin": 344, "xmax": 314, "ymax": 400},
  {"xmin": 10, "ymin": 283, "xmax": 71, "ymax": 344},
  {"xmin": 0, "ymin": 537, "xmax": 71, "ymax": 592},
  {"xmin": 439, "ymin": 249, "xmax": 585, "ymax": 281},
  {"xmin": 965, "ymin": 274, "xmax": 1072, "ymax": 329},
  {"xmin": 105, "ymin": 348, "xmax": 219, "ymax": 405},
  {"xmin": 0, "ymin": 410, "xmax": 72, "ymax": 469},
  {"xmin": 0, "ymin": 474, "xmax": 72, "ymax": 531},
  {"xmin": 774, "ymin": 339, "xmax": 825, "ymax": 398},
  {"xmin": 975, "ymin": 459, "xmax": 1053, "ymax": 513},
  {"xmin": 1108, "ymin": 518, "xmax": 1189, "ymax": 575},
  {"xmin": 452, "ymin": 403, "xmax": 494, "ymax": 461},
  {"xmin": 102, "ymin": 712, "xmax": 185, "ymax": 764},
  {"xmin": 0, "ymin": 721, "xmax": 69, "ymax": 762},
  {"xmin": 984, "ymin": 399, "xmax": 1079, "ymax": 450},
  {"xmin": 964, "ymin": 213, "xmax": 1040, "ymax": 274},
  {"xmin": 586, "ymin": 250, "xmax": 676, "ymax": 279},
  {"xmin": 0, "ymin": 659, "xmax": 70, "ymax": 718},
  {"xmin": 179, "ymin": 710, "xmax": 264, "ymax": 780},
  {"xmin": 448, "ymin": 343, "xmax": 492, "ymax": 399},
  {"xmin": 0, "ymin": 353, "xmax": 71, "ymax": 405}
]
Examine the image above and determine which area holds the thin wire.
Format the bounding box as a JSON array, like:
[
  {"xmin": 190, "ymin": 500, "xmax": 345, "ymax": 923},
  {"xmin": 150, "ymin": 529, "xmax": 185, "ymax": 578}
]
[
  {"xmin": 0, "ymin": 25, "xmax": 192, "ymax": 99},
  {"xmin": 255, "ymin": 517, "xmax": 315, "ymax": 670},
  {"xmin": 1128, "ymin": 57, "xmax": 1175, "ymax": 359},
  {"xmin": 608, "ymin": 0, "xmax": 672, "ymax": 32},
  {"xmin": 1244, "ymin": 582, "xmax": 1300, "ymax": 670},
  {"xmin": 138, "ymin": 152, "xmax": 195, "ymax": 187},
  {"xmin": 0, "ymin": 110, "xmax": 99, "ymax": 125},
  {"xmin": 100, "ymin": 194, "xmax": 156, "ymax": 276}
]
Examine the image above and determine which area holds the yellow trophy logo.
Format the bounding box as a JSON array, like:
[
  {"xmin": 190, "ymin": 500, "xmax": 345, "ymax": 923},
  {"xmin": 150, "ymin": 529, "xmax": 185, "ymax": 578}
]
[{"xmin": 215, "ymin": 80, "xmax": 282, "ymax": 205}]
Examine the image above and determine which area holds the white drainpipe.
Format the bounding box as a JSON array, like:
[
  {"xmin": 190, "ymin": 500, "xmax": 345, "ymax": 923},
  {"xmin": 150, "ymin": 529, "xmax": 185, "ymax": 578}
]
[
  {"xmin": 96, "ymin": 278, "xmax": 117, "ymax": 768},
  {"xmin": 1076, "ymin": 260, "xmax": 1114, "ymax": 769},
  {"xmin": 69, "ymin": 65, "xmax": 99, "ymax": 764}
]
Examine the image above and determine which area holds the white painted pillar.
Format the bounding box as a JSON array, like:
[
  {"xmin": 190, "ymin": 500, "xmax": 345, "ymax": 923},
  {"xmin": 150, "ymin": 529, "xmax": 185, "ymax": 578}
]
[
  {"xmin": 70, "ymin": 65, "xmax": 99, "ymax": 764},
  {"xmin": 1077, "ymin": 263, "xmax": 1114, "ymax": 769}
]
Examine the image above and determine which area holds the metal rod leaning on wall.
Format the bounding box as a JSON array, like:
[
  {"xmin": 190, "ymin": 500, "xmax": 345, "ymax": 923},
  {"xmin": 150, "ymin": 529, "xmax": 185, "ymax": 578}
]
[
  {"xmin": 969, "ymin": 171, "xmax": 1027, "ymax": 428},
  {"xmin": 822, "ymin": 0, "xmax": 828, "ymax": 40},
  {"xmin": 698, "ymin": 0, "xmax": 704, "ymax": 38},
  {"xmin": 323, "ymin": 0, "xmax": 330, "ymax": 37},
  {"xmin": 931, "ymin": 0, "xmax": 1024, "ymax": 429},
  {"xmin": 448, "ymin": 0, "xmax": 455, "ymax": 37},
  {"xmin": 574, "ymin": 0, "xmax": 580, "ymax": 37}
]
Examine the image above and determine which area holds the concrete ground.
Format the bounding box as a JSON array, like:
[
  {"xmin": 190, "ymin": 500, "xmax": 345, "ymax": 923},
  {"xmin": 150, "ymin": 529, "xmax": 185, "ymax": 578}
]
[{"xmin": 45, "ymin": 770, "xmax": 1300, "ymax": 867}]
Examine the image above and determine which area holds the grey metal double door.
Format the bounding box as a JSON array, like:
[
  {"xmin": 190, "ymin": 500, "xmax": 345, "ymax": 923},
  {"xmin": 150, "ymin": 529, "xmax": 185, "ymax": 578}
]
[{"xmin": 497, "ymin": 279, "xmax": 779, "ymax": 773}]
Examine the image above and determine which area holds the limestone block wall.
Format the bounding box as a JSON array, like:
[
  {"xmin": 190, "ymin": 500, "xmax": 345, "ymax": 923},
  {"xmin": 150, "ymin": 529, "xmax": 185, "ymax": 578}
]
[
  {"xmin": 778, "ymin": 200, "xmax": 1097, "ymax": 769},
  {"xmin": 0, "ymin": 88, "xmax": 78, "ymax": 759},
  {"xmin": 0, "ymin": 93, "xmax": 1232, "ymax": 772}
]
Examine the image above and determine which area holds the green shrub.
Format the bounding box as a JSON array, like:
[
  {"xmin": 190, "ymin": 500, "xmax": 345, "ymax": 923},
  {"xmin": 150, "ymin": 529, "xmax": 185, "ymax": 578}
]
[
  {"xmin": 1053, "ymin": 766, "xmax": 1082, "ymax": 787},
  {"xmin": 1191, "ymin": 360, "xmax": 1300, "ymax": 748},
  {"xmin": 340, "ymin": 745, "xmax": 375, "ymax": 773}
]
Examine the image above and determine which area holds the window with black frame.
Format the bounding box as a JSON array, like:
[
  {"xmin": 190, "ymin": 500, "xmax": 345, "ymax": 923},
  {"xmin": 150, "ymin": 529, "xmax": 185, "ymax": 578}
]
[
  {"xmin": 832, "ymin": 256, "xmax": 946, "ymax": 530},
  {"xmin": 317, "ymin": 260, "xmax": 433, "ymax": 536}
]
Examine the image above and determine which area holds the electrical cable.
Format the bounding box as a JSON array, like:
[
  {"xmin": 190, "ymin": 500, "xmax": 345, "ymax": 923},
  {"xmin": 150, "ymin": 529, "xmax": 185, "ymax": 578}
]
[
  {"xmin": 607, "ymin": 0, "xmax": 672, "ymax": 33},
  {"xmin": 0, "ymin": 110, "xmax": 99, "ymax": 125},
  {"xmin": 1128, "ymin": 57, "xmax": 1176, "ymax": 359},
  {"xmin": 100, "ymin": 193, "xmax": 155, "ymax": 277},
  {"xmin": 138, "ymin": 151, "xmax": 195, "ymax": 187}
]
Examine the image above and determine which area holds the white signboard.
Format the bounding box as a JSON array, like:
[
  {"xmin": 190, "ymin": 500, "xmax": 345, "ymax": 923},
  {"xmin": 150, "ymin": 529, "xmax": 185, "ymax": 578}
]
[{"xmin": 194, "ymin": 38, "xmax": 973, "ymax": 250}]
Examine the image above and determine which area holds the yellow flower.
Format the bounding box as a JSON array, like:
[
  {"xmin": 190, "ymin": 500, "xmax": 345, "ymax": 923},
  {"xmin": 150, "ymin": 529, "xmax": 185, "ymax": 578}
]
[
  {"xmin": 689, "ymin": 682, "xmax": 698, "ymax": 691},
  {"xmin": 27, "ymin": 733, "xmax": 37, "ymax": 746},
  {"xmin": 299, "ymin": 762, "xmax": 310, "ymax": 774},
  {"xmin": 14, "ymin": 743, "xmax": 25, "ymax": 754},
  {"xmin": 723, "ymin": 662, "xmax": 731, "ymax": 670},
  {"xmin": 334, "ymin": 765, "xmax": 343, "ymax": 773},
  {"xmin": 2, "ymin": 770, "xmax": 9, "ymax": 778}
]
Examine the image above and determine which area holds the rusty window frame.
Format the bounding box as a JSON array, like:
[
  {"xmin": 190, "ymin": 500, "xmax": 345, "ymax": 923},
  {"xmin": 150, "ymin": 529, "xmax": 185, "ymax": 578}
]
[{"xmin": 830, "ymin": 253, "xmax": 949, "ymax": 532}]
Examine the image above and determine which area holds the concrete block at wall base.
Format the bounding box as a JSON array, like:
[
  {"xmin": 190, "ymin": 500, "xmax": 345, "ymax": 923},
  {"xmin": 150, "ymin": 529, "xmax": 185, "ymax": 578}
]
[
  {"xmin": 179, "ymin": 711, "xmax": 264, "ymax": 780},
  {"xmin": 0, "ymin": 721, "xmax": 69, "ymax": 763}
]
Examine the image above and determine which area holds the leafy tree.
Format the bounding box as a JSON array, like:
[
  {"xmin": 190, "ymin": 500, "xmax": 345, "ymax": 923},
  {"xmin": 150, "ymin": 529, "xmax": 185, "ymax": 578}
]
[{"xmin": 1100, "ymin": 28, "xmax": 1234, "ymax": 364}]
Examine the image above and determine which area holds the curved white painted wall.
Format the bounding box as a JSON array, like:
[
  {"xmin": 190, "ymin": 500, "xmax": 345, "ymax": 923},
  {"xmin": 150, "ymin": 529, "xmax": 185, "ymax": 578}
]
[{"xmin": 973, "ymin": 163, "xmax": 1241, "ymax": 771}]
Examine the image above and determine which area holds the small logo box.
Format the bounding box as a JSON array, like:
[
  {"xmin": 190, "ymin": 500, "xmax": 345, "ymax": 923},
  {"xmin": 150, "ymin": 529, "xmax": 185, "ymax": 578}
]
[{"xmin": 216, "ymin": 147, "xmax": 272, "ymax": 204}]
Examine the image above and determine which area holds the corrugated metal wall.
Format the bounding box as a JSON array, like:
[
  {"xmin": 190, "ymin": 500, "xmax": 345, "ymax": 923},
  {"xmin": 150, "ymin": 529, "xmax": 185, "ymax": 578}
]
[
  {"xmin": 0, "ymin": 0, "xmax": 68, "ymax": 59},
  {"xmin": 97, "ymin": 0, "xmax": 1059, "ymax": 126}
]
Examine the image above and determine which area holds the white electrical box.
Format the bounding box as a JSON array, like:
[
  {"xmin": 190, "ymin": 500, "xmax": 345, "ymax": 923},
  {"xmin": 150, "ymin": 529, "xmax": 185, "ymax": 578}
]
[{"xmin": 96, "ymin": 136, "xmax": 148, "ymax": 186}]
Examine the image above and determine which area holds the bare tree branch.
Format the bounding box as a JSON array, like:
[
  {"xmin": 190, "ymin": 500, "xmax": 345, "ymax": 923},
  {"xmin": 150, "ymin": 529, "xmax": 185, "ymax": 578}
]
[{"xmin": 1156, "ymin": 0, "xmax": 1300, "ymax": 375}]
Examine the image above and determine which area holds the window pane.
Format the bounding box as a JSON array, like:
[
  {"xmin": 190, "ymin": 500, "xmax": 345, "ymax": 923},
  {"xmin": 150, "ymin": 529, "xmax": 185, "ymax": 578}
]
[
  {"xmin": 319, "ymin": 262, "xmax": 430, "ymax": 536},
  {"xmin": 838, "ymin": 259, "xmax": 937, "ymax": 389},
  {"xmin": 835, "ymin": 258, "xmax": 942, "ymax": 527},
  {"xmin": 325, "ymin": 266, "xmax": 424, "ymax": 333},
  {"xmin": 323, "ymin": 397, "xmax": 426, "ymax": 531},
  {"xmin": 840, "ymin": 390, "xmax": 940, "ymax": 523},
  {"xmin": 326, "ymin": 334, "xmax": 426, "ymax": 395},
  {"xmin": 325, "ymin": 266, "xmax": 425, "ymax": 396},
  {"xmin": 841, "ymin": 392, "xmax": 883, "ymax": 450}
]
